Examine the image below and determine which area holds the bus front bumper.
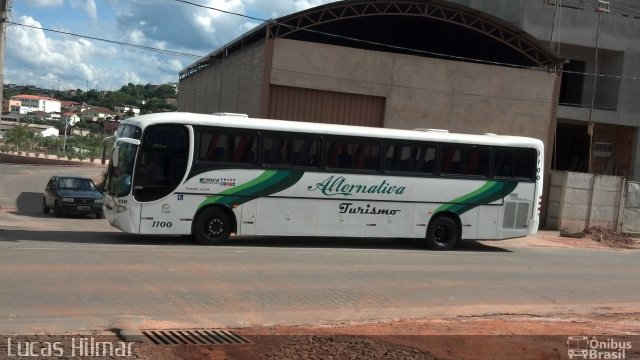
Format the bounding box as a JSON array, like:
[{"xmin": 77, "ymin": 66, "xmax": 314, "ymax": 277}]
[{"xmin": 106, "ymin": 208, "xmax": 136, "ymax": 233}]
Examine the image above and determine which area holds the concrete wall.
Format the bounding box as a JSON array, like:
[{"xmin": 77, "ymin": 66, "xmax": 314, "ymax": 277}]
[
  {"xmin": 623, "ymin": 181, "xmax": 640, "ymax": 233},
  {"xmin": 0, "ymin": 151, "xmax": 107, "ymax": 167},
  {"xmin": 546, "ymin": 171, "xmax": 624, "ymax": 231},
  {"xmin": 178, "ymin": 40, "xmax": 266, "ymax": 116},
  {"xmin": 270, "ymin": 39, "xmax": 558, "ymax": 144},
  {"xmin": 271, "ymin": 38, "xmax": 558, "ymax": 184}
]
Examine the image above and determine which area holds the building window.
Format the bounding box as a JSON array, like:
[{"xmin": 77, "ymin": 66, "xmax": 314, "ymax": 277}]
[{"xmin": 559, "ymin": 60, "xmax": 586, "ymax": 107}]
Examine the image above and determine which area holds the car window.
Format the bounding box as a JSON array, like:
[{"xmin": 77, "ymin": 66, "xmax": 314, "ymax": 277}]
[
  {"xmin": 57, "ymin": 179, "xmax": 74, "ymax": 189},
  {"xmin": 57, "ymin": 179, "xmax": 96, "ymax": 190}
]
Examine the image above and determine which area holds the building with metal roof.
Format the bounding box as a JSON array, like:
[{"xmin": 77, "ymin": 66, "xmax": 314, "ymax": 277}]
[{"xmin": 178, "ymin": 0, "xmax": 561, "ymax": 177}]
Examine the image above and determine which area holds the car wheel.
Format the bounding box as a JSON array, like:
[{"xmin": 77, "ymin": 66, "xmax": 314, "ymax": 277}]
[
  {"xmin": 53, "ymin": 200, "xmax": 63, "ymax": 217},
  {"xmin": 426, "ymin": 216, "xmax": 460, "ymax": 250},
  {"xmin": 42, "ymin": 197, "xmax": 50, "ymax": 214},
  {"xmin": 193, "ymin": 207, "xmax": 231, "ymax": 245},
  {"xmin": 96, "ymin": 211, "xmax": 105, "ymax": 219}
]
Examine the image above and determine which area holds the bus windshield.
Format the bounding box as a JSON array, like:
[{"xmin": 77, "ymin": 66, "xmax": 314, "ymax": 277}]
[
  {"xmin": 132, "ymin": 124, "xmax": 190, "ymax": 202},
  {"xmin": 105, "ymin": 140, "xmax": 138, "ymax": 197}
]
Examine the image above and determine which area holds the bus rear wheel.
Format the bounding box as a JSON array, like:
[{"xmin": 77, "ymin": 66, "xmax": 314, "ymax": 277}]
[
  {"xmin": 426, "ymin": 216, "xmax": 459, "ymax": 250},
  {"xmin": 193, "ymin": 207, "xmax": 231, "ymax": 245}
]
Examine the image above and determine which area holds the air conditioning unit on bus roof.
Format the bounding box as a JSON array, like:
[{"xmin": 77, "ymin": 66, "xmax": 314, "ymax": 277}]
[
  {"xmin": 212, "ymin": 112, "xmax": 248, "ymax": 117},
  {"xmin": 413, "ymin": 128, "xmax": 449, "ymax": 133}
]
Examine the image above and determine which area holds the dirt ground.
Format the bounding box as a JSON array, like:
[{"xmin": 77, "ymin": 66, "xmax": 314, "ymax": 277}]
[{"xmin": 113, "ymin": 312, "xmax": 639, "ymax": 360}]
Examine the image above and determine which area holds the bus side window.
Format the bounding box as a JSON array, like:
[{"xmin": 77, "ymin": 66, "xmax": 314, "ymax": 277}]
[
  {"xmin": 263, "ymin": 136, "xmax": 284, "ymax": 165},
  {"xmin": 384, "ymin": 142, "xmax": 434, "ymax": 175},
  {"xmin": 514, "ymin": 148, "xmax": 537, "ymax": 180},
  {"xmin": 232, "ymin": 134, "xmax": 257, "ymax": 164},
  {"xmin": 292, "ymin": 138, "xmax": 319, "ymax": 167},
  {"xmin": 440, "ymin": 146, "xmax": 459, "ymax": 175},
  {"xmin": 212, "ymin": 147, "xmax": 226, "ymax": 162},
  {"xmin": 493, "ymin": 149, "xmax": 514, "ymax": 177},
  {"xmin": 420, "ymin": 146, "xmax": 437, "ymax": 174},
  {"xmin": 466, "ymin": 146, "xmax": 489, "ymax": 177},
  {"xmin": 198, "ymin": 131, "xmax": 227, "ymax": 162},
  {"xmin": 337, "ymin": 144, "xmax": 353, "ymax": 168},
  {"xmin": 326, "ymin": 141, "xmax": 342, "ymax": 168}
]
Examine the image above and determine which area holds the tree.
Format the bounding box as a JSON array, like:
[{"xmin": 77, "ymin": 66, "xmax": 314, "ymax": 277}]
[
  {"xmin": 103, "ymin": 91, "xmax": 137, "ymax": 109},
  {"xmin": 150, "ymin": 84, "xmax": 176, "ymax": 99},
  {"xmin": 4, "ymin": 124, "xmax": 33, "ymax": 151}
]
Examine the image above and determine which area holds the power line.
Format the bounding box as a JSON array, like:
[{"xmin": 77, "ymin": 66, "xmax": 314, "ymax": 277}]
[
  {"xmin": 6, "ymin": 20, "xmax": 204, "ymax": 59},
  {"xmin": 8, "ymin": 1, "xmax": 640, "ymax": 83},
  {"xmin": 173, "ymin": 0, "xmax": 267, "ymax": 22}
]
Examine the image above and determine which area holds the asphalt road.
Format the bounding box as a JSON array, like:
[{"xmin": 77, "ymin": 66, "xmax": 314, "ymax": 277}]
[{"xmin": 1, "ymin": 164, "xmax": 639, "ymax": 334}]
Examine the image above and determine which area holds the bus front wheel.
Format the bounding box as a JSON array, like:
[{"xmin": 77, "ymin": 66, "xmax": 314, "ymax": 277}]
[
  {"xmin": 426, "ymin": 216, "xmax": 459, "ymax": 251},
  {"xmin": 193, "ymin": 207, "xmax": 231, "ymax": 245}
]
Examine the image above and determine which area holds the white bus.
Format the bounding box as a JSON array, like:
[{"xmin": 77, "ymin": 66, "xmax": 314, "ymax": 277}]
[{"xmin": 102, "ymin": 112, "xmax": 543, "ymax": 250}]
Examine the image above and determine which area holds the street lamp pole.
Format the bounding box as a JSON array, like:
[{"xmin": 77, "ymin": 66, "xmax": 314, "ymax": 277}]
[{"xmin": 63, "ymin": 118, "xmax": 68, "ymax": 156}]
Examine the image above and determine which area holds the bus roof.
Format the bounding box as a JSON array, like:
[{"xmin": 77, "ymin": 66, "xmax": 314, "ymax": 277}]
[{"xmin": 120, "ymin": 112, "xmax": 543, "ymax": 149}]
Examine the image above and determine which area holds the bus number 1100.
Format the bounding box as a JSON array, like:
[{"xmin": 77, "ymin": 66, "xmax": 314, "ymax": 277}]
[{"xmin": 152, "ymin": 221, "xmax": 172, "ymax": 228}]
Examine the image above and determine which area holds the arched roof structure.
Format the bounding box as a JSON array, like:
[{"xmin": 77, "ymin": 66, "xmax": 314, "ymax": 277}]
[{"xmin": 181, "ymin": 0, "xmax": 560, "ymax": 79}]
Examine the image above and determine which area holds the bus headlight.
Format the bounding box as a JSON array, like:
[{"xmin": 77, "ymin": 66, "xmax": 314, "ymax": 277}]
[
  {"xmin": 115, "ymin": 205, "xmax": 127, "ymax": 213},
  {"xmin": 62, "ymin": 197, "xmax": 74, "ymax": 203}
]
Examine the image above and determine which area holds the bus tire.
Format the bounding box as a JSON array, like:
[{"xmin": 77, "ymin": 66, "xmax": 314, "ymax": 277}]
[
  {"xmin": 426, "ymin": 216, "xmax": 459, "ymax": 250},
  {"xmin": 193, "ymin": 207, "xmax": 230, "ymax": 245}
]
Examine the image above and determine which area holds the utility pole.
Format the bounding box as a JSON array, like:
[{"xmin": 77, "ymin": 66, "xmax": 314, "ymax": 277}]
[
  {"xmin": 0, "ymin": 0, "xmax": 10, "ymax": 104},
  {"xmin": 587, "ymin": 0, "xmax": 610, "ymax": 173}
]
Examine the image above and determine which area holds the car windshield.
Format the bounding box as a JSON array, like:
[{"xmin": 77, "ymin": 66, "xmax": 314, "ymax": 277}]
[{"xmin": 57, "ymin": 178, "xmax": 96, "ymax": 191}]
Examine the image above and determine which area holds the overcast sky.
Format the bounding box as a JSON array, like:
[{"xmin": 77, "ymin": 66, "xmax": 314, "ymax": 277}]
[{"xmin": 5, "ymin": 0, "xmax": 334, "ymax": 91}]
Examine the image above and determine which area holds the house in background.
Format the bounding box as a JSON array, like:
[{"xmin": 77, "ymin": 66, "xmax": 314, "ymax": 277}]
[
  {"xmin": 10, "ymin": 95, "xmax": 61, "ymax": 114},
  {"xmin": 2, "ymin": 99, "xmax": 21, "ymax": 113},
  {"xmin": 114, "ymin": 104, "xmax": 140, "ymax": 119},
  {"xmin": 62, "ymin": 112, "xmax": 81, "ymax": 126},
  {"xmin": 81, "ymin": 107, "xmax": 115, "ymax": 122}
]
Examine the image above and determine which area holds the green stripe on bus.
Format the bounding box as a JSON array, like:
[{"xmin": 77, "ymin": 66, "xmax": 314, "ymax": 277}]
[
  {"xmin": 198, "ymin": 170, "xmax": 304, "ymax": 208},
  {"xmin": 435, "ymin": 180, "xmax": 518, "ymax": 215}
]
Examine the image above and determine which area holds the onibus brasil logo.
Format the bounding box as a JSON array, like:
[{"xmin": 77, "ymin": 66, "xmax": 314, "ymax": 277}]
[{"xmin": 567, "ymin": 336, "xmax": 632, "ymax": 359}]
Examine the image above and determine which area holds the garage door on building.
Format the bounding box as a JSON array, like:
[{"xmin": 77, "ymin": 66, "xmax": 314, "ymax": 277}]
[{"xmin": 268, "ymin": 85, "xmax": 385, "ymax": 127}]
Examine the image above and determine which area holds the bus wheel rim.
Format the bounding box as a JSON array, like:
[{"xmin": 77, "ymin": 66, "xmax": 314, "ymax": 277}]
[
  {"xmin": 206, "ymin": 218, "xmax": 224, "ymax": 237},
  {"xmin": 434, "ymin": 225, "xmax": 449, "ymax": 245}
]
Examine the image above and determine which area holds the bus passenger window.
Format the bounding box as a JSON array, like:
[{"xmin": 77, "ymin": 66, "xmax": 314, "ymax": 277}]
[
  {"xmin": 514, "ymin": 148, "xmax": 537, "ymax": 180},
  {"xmin": 440, "ymin": 146, "xmax": 461, "ymax": 175},
  {"xmin": 384, "ymin": 143, "xmax": 435, "ymax": 175},
  {"xmin": 493, "ymin": 149, "xmax": 514, "ymax": 177},
  {"xmin": 440, "ymin": 145, "xmax": 488, "ymax": 177},
  {"xmin": 198, "ymin": 132, "xmax": 227, "ymax": 162},
  {"xmin": 327, "ymin": 140, "xmax": 379, "ymax": 171},
  {"xmin": 263, "ymin": 136, "xmax": 287, "ymax": 165},
  {"xmin": 292, "ymin": 138, "xmax": 320, "ymax": 167},
  {"xmin": 466, "ymin": 146, "xmax": 489, "ymax": 177},
  {"xmin": 231, "ymin": 134, "xmax": 257, "ymax": 164}
]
